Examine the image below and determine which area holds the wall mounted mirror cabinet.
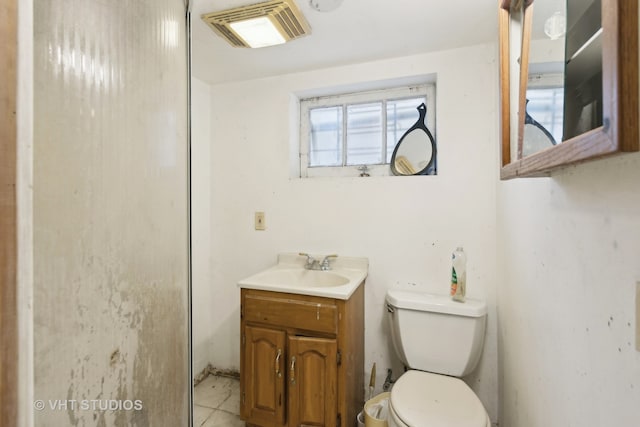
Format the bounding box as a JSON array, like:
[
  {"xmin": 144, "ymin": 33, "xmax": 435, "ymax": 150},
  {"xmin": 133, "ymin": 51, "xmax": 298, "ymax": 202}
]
[{"xmin": 499, "ymin": 0, "xmax": 639, "ymax": 179}]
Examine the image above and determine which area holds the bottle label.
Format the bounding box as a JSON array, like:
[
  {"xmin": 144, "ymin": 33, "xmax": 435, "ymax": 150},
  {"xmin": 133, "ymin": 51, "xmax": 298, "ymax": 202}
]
[{"xmin": 450, "ymin": 267, "xmax": 458, "ymax": 296}]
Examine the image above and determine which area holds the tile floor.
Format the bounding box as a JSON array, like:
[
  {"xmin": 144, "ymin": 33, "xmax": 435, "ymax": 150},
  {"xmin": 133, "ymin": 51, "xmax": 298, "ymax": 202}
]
[{"xmin": 193, "ymin": 375, "xmax": 245, "ymax": 427}]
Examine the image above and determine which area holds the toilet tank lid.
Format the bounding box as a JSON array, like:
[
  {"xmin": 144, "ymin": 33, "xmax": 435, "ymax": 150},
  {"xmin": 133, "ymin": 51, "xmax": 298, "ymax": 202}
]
[{"xmin": 386, "ymin": 290, "xmax": 487, "ymax": 317}]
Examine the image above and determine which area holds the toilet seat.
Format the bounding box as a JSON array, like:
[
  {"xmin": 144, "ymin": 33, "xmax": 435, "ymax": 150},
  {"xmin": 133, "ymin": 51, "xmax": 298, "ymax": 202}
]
[{"xmin": 389, "ymin": 370, "xmax": 488, "ymax": 427}]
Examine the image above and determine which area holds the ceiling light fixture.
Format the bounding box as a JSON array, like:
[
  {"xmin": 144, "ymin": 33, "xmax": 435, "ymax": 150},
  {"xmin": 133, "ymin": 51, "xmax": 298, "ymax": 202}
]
[
  {"xmin": 544, "ymin": 11, "xmax": 566, "ymax": 40},
  {"xmin": 229, "ymin": 17, "xmax": 286, "ymax": 48},
  {"xmin": 201, "ymin": 0, "xmax": 311, "ymax": 49}
]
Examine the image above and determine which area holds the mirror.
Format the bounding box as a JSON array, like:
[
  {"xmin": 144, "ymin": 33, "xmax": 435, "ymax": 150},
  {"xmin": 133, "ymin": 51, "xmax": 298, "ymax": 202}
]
[
  {"xmin": 499, "ymin": 0, "xmax": 639, "ymax": 179},
  {"xmin": 523, "ymin": 99, "xmax": 559, "ymax": 157},
  {"xmin": 522, "ymin": 0, "xmax": 565, "ymax": 156},
  {"xmin": 390, "ymin": 103, "xmax": 437, "ymax": 175}
]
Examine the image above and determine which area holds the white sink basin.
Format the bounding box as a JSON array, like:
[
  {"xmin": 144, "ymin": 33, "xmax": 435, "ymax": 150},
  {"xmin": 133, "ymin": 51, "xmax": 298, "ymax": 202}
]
[
  {"xmin": 249, "ymin": 269, "xmax": 350, "ymax": 288},
  {"xmin": 238, "ymin": 253, "xmax": 368, "ymax": 299}
]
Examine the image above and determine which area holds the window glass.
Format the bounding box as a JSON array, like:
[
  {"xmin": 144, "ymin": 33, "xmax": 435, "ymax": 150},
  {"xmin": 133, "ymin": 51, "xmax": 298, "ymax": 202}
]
[
  {"xmin": 309, "ymin": 106, "xmax": 343, "ymax": 167},
  {"xmin": 346, "ymin": 102, "xmax": 383, "ymax": 165}
]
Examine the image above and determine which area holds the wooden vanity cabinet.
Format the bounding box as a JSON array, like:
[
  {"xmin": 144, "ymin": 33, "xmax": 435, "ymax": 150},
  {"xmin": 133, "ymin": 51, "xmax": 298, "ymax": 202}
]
[{"xmin": 240, "ymin": 283, "xmax": 364, "ymax": 427}]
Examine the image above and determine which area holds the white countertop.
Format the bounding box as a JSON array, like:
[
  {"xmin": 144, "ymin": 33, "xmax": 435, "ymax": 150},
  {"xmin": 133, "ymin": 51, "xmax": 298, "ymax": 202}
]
[{"xmin": 237, "ymin": 253, "xmax": 368, "ymax": 300}]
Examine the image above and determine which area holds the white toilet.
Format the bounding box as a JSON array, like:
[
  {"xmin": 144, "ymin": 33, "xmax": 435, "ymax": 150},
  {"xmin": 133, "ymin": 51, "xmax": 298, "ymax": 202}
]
[{"xmin": 385, "ymin": 290, "xmax": 491, "ymax": 427}]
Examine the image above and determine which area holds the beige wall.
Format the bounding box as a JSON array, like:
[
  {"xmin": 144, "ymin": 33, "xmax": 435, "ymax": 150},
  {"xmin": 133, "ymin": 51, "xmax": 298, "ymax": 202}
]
[
  {"xmin": 192, "ymin": 31, "xmax": 640, "ymax": 427},
  {"xmin": 497, "ymin": 153, "xmax": 640, "ymax": 425},
  {"xmin": 193, "ymin": 43, "xmax": 500, "ymax": 423},
  {"xmin": 191, "ymin": 77, "xmax": 214, "ymax": 377},
  {"xmin": 33, "ymin": 1, "xmax": 190, "ymax": 425}
]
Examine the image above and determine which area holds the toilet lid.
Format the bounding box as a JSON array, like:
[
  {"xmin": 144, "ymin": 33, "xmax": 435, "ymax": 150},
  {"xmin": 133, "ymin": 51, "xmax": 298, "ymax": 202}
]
[{"xmin": 390, "ymin": 370, "xmax": 487, "ymax": 427}]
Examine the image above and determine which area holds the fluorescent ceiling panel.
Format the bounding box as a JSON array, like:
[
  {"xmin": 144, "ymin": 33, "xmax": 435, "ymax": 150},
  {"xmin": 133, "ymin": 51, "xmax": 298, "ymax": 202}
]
[{"xmin": 230, "ymin": 17, "xmax": 286, "ymax": 48}]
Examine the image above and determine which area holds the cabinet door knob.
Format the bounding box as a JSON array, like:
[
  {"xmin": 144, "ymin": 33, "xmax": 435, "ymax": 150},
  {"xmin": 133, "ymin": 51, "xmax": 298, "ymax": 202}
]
[{"xmin": 275, "ymin": 349, "xmax": 282, "ymax": 378}]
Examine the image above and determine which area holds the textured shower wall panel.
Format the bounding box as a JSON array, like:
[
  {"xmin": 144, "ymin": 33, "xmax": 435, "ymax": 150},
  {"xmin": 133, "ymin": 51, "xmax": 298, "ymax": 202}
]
[{"xmin": 33, "ymin": 0, "xmax": 189, "ymax": 425}]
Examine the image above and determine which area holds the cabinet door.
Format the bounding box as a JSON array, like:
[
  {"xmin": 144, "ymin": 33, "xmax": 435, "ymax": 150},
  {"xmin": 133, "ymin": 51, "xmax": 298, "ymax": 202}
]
[
  {"xmin": 242, "ymin": 325, "xmax": 286, "ymax": 425},
  {"xmin": 287, "ymin": 336, "xmax": 338, "ymax": 427}
]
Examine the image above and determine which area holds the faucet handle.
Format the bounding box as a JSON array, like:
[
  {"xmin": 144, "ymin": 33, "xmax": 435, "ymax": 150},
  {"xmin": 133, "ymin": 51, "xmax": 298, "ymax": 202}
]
[
  {"xmin": 320, "ymin": 254, "xmax": 338, "ymax": 270},
  {"xmin": 298, "ymin": 252, "xmax": 315, "ymax": 267}
]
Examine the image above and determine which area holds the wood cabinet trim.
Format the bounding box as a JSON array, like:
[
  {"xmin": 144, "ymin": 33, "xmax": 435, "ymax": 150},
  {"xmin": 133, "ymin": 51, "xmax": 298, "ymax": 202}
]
[
  {"xmin": 243, "ymin": 291, "xmax": 338, "ymax": 335},
  {"xmin": 240, "ymin": 283, "xmax": 364, "ymax": 427},
  {"xmin": 0, "ymin": 0, "xmax": 19, "ymax": 423}
]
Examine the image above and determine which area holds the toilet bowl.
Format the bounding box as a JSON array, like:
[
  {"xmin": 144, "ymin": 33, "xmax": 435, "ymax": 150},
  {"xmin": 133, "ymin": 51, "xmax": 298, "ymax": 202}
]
[
  {"xmin": 387, "ymin": 371, "xmax": 490, "ymax": 427},
  {"xmin": 385, "ymin": 290, "xmax": 490, "ymax": 427}
]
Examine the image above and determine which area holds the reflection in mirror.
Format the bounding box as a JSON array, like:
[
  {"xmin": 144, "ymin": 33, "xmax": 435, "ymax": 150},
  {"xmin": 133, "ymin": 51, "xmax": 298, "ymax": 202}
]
[
  {"xmin": 524, "ymin": 0, "xmax": 603, "ymax": 157},
  {"xmin": 507, "ymin": 1, "xmax": 525, "ymax": 160},
  {"xmin": 525, "ymin": 71, "xmax": 564, "ymax": 145},
  {"xmin": 499, "ymin": 0, "xmax": 639, "ymax": 179},
  {"xmin": 523, "ymin": 99, "xmax": 557, "ymax": 156},
  {"xmin": 523, "ymin": 0, "xmax": 566, "ymax": 157},
  {"xmin": 390, "ymin": 103, "xmax": 436, "ymax": 176},
  {"xmin": 563, "ymin": 0, "xmax": 603, "ymax": 140}
]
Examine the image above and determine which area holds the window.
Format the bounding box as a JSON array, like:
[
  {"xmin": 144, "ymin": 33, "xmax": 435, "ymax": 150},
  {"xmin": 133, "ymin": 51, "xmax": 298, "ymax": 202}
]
[{"xmin": 299, "ymin": 85, "xmax": 436, "ymax": 177}]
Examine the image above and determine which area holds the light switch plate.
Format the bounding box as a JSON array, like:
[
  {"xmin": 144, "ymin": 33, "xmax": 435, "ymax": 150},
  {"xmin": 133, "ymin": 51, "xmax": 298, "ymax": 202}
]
[{"xmin": 255, "ymin": 211, "xmax": 265, "ymax": 230}]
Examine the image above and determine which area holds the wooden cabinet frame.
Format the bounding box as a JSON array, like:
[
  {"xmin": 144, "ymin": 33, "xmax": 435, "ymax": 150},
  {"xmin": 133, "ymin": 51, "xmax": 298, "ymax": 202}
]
[
  {"xmin": 240, "ymin": 284, "xmax": 364, "ymax": 427},
  {"xmin": 1, "ymin": 0, "xmax": 19, "ymax": 423},
  {"xmin": 499, "ymin": 0, "xmax": 639, "ymax": 179}
]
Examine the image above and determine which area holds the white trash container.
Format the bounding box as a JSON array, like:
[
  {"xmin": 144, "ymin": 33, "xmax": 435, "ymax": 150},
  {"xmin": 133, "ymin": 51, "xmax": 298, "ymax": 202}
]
[{"xmin": 364, "ymin": 392, "xmax": 390, "ymax": 427}]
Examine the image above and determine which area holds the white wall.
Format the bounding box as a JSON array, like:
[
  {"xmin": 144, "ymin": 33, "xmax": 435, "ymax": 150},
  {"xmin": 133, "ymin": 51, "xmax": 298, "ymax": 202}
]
[
  {"xmin": 497, "ymin": 154, "xmax": 640, "ymax": 426},
  {"xmin": 197, "ymin": 43, "xmax": 500, "ymax": 422},
  {"xmin": 192, "ymin": 15, "xmax": 640, "ymax": 427},
  {"xmin": 191, "ymin": 77, "xmax": 214, "ymax": 377}
]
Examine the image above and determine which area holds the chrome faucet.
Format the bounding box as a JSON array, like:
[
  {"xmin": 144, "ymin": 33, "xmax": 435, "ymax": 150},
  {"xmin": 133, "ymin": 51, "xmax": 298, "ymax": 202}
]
[
  {"xmin": 299, "ymin": 253, "xmax": 338, "ymax": 271},
  {"xmin": 299, "ymin": 252, "xmax": 318, "ymax": 270},
  {"xmin": 320, "ymin": 254, "xmax": 337, "ymax": 271}
]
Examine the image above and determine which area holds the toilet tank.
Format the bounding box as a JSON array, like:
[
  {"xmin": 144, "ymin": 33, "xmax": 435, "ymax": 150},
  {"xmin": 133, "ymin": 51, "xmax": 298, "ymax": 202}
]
[{"xmin": 386, "ymin": 290, "xmax": 487, "ymax": 377}]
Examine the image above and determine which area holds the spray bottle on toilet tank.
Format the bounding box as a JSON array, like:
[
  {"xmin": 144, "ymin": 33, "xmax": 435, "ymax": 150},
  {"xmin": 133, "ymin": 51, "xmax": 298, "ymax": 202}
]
[{"xmin": 450, "ymin": 247, "xmax": 466, "ymax": 302}]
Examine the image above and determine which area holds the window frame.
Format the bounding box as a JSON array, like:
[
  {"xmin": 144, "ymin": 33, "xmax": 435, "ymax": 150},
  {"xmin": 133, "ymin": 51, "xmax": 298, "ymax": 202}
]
[{"xmin": 299, "ymin": 84, "xmax": 436, "ymax": 177}]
